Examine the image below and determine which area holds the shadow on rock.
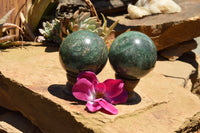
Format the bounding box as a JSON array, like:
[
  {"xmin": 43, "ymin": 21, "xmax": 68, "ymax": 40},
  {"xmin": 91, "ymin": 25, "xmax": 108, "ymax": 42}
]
[
  {"xmin": 179, "ymin": 51, "xmax": 200, "ymax": 96},
  {"xmin": 48, "ymin": 84, "xmax": 142, "ymax": 106},
  {"xmin": 47, "ymin": 84, "xmax": 85, "ymax": 105},
  {"xmin": 125, "ymin": 91, "xmax": 142, "ymax": 105},
  {"xmin": 45, "ymin": 46, "xmax": 59, "ymax": 52},
  {"xmin": 0, "ymin": 110, "xmax": 42, "ymax": 133}
]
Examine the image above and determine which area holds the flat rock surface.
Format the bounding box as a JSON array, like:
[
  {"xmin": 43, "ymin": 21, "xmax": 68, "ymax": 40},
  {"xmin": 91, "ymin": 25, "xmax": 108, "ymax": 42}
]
[
  {"xmin": 108, "ymin": 0, "xmax": 200, "ymax": 50},
  {"xmin": 0, "ymin": 46, "xmax": 200, "ymax": 133}
]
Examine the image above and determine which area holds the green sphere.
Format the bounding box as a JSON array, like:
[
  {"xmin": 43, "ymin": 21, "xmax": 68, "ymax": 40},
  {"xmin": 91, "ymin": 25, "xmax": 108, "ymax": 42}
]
[
  {"xmin": 109, "ymin": 31, "xmax": 157, "ymax": 79},
  {"xmin": 59, "ymin": 30, "xmax": 108, "ymax": 75}
]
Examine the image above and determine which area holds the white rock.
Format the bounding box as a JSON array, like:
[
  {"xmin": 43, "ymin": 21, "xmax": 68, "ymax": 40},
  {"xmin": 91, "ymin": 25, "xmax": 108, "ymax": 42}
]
[
  {"xmin": 128, "ymin": 4, "xmax": 151, "ymax": 19},
  {"xmin": 128, "ymin": 0, "xmax": 182, "ymax": 19},
  {"xmin": 149, "ymin": 0, "xmax": 182, "ymax": 14},
  {"xmin": 135, "ymin": 0, "xmax": 149, "ymax": 7}
]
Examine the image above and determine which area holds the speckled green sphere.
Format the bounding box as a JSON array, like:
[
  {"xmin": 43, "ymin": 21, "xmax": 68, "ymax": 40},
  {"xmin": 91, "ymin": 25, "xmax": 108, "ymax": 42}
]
[
  {"xmin": 109, "ymin": 31, "xmax": 157, "ymax": 80},
  {"xmin": 59, "ymin": 30, "xmax": 108, "ymax": 75}
]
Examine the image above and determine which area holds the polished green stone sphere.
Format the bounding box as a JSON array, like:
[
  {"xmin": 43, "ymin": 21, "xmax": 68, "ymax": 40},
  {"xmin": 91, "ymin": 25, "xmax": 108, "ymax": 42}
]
[
  {"xmin": 109, "ymin": 31, "xmax": 157, "ymax": 80},
  {"xmin": 59, "ymin": 30, "xmax": 108, "ymax": 75}
]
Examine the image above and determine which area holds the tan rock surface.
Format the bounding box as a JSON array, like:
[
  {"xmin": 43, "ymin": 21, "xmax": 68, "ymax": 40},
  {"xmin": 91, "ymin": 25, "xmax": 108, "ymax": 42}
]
[
  {"xmin": 108, "ymin": 0, "xmax": 200, "ymax": 51},
  {"xmin": 154, "ymin": 52, "xmax": 199, "ymax": 91},
  {"xmin": 0, "ymin": 46, "xmax": 200, "ymax": 133}
]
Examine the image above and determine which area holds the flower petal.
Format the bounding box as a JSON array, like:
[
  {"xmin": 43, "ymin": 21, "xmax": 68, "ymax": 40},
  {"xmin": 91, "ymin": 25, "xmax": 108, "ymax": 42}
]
[
  {"xmin": 94, "ymin": 83, "xmax": 106, "ymax": 96},
  {"xmin": 86, "ymin": 101, "xmax": 102, "ymax": 112},
  {"xmin": 96, "ymin": 98, "xmax": 118, "ymax": 115},
  {"xmin": 108, "ymin": 87, "xmax": 128, "ymax": 104},
  {"xmin": 72, "ymin": 78, "xmax": 95, "ymax": 101},
  {"xmin": 103, "ymin": 79, "xmax": 124, "ymax": 98},
  {"xmin": 77, "ymin": 71, "xmax": 99, "ymax": 85}
]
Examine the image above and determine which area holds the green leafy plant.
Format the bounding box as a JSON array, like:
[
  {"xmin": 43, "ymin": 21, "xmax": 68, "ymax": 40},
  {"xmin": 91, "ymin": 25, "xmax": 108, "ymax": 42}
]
[{"xmin": 101, "ymin": 13, "xmax": 119, "ymax": 42}]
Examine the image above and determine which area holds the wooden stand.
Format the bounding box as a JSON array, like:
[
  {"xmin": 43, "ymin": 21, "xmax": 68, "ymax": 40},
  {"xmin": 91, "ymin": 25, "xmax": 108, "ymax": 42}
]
[
  {"xmin": 115, "ymin": 74, "xmax": 140, "ymax": 102},
  {"xmin": 65, "ymin": 72, "xmax": 78, "ymax": 94}
]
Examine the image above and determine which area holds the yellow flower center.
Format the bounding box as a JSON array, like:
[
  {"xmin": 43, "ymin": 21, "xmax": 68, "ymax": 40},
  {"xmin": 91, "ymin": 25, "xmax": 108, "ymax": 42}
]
[{"xmin": 96, "ymin": 93, "xmax": 104, "ymax": 99}]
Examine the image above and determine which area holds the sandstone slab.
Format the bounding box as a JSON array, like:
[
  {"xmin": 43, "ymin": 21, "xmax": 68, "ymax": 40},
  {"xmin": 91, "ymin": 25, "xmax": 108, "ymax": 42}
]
[
  {"xmin": 108, "ymin": 0, "xmax": 200, "ymax": 51},
  {"xmin": 94, "ymin": 0, "xmax": 137, "ymax": 14},
  {"xmin": 0, "ymin": 108, "xmax": 42, "ymax": 133},
  {"xmin": 0, "ymin": 46, "xmax": 200, "ymax": 133},
  {"xmin": 154, "ymin": 57, "xmax": 196, "ymax": 91},
  {"xmin": 159, "ymin": 39, "xmax": 197, "ymax": 61}
]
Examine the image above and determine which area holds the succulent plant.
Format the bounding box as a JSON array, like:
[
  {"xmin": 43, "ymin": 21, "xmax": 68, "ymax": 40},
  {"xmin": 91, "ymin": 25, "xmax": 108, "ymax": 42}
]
[
  {"xmin": 61, "ymin": 10, "xmax": 102, "ymax": 35},
  {"xmin": 39, "ymin": 18, "xmax": 62, "ymax": 45},
  {"xmin": 62, "ymin": 10, "xmax": 118, "ymax": 41},
  {"xmin": 39, "ymin": 10, "xmax": 118, "ymax": 46}
]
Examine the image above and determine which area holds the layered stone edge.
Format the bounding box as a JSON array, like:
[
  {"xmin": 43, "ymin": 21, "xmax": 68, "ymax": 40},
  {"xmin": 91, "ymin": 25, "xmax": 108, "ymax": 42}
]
[
  {"xmin": 1, "ymin": 70, "xmax": 200, "ymax": 132},
  {"xmin": 176, "ymin": 112, "xmax": 200, "ymax": 133},
  {"xmin": 0, "ymin": 72, "xmax": 93, "ymax": 133}
]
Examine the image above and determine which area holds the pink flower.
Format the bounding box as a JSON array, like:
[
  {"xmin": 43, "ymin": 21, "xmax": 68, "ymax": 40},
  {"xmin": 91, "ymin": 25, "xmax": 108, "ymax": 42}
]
[{"xmin": 72, "ymin": 71, "xmax": 128, "ymax": 115}]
